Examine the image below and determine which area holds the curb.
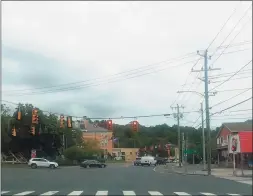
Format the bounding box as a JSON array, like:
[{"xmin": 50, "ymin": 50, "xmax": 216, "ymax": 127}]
[{"xmin": 171, "ymin": 166, "xmax": 209, "ymax": 176}]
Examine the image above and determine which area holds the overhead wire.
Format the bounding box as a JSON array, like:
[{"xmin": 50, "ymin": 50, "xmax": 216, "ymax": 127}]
[
  {"xmin": 1, "ymin": 99, "xmax": 200, "ymax": 120},
  {"xmin": 210, "ymin": 3, "xmax": 252, "ymax": 58},
  {"xmin": 209, "ymin": 60, "xmax": 252, "ymax": 91},
  {"xmin": 3, "ymin": 52, "xmax": 196, "ymax": 94},
  {"xmin": 210, "ymin": 88, "xmax": 252, "ymax": 109}
]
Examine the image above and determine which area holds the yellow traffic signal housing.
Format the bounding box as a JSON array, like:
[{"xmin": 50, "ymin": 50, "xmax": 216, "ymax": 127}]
[
  {"xmin": 12, "ymin": 127, "xmax": 16, "ymax": 137},
  {"xmin": 31, "ymin": 126, "xmax": 35, "ymax": 135},
  {"xmin": 32, "ymin": 109, "xmax": 39, "ymax": 124},
  {"xmin": 60, "ymin": 115, "xmax": 65, "ymax": 128},
  {"xmin": 17, "ymin": 111, "xmax": 22, "ymax": 120},
  {"xmin": 67, "ymin": 116, "xmax": 72, "ymax": 128}
]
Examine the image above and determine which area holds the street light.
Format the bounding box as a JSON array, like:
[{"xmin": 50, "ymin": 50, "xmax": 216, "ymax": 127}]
[{"xmin": 176, "ymin": 90, "xmax": 217, "ymax": 171}]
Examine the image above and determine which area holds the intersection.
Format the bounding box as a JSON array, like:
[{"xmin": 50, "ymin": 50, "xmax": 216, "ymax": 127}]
[{"xmin": 2, "ymin": 163, "xmax": 252, "ymax": 195}]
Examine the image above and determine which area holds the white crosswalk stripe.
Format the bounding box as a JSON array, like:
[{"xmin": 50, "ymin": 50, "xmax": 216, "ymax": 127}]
[
  {"xmin": 1, "ymin": 191, "xmax": 10, "ymax": 194},
  {"xmin": 14, "ymin": 191, "xmax": 35, "ymax": 195},
  {"xmin": 174, "ymin": 192, "xmax": 191, "ymax": 195},
  {"xmin": 123, "ymin": 191, "xmax": 136, "ymax": 195},
  {"xmin": 148, "ymin": 191, "xmax": 163, "ymax": 195},
  {"xmin": 96, "ymin": 191, "xmax": 108, "ymax": 196},
  {"xmin": 40, "ymin": 191, "xmax": 59, "ymax": 195},
  {"xmin": 67, "ymin": 191, "xmax": 83, "ymax": 195},
  {"xmin": 200, "ymin": 193, "xmax": 217, "ymax": 196},
  {"xmin": 0, "ymin": 190, "xmax": 245, "ymax": 195}
]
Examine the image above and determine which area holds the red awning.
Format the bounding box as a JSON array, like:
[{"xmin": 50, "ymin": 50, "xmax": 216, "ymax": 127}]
[{"xmin": 239, "ymin": 131, "xmax": 253, "ymax": 153}]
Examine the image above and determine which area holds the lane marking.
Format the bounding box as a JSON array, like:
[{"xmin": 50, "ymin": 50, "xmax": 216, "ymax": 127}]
[
  {"xmin": 96, "ymin": 191, "xmax": 108, "ymax": 196},
  {"xmin": 174, "ymin": 192, "xmax": 191, "ymax": 195},
  {"xmin": 1, "ymin": 191, "xmax": 10, "ymax": 194},
  {"xmin": 227, "ymin": 194, "xmax": 241, "ymax": 196},
  {"xmin": 123, "ymin": 191, "xmax": 136, "ymax": 196},
  {"xmin": 200, "ymin": 193, "xmax": 216, "ymax": 196},
  {"xmin": 67, "ymin": 191, "xmax": 83, "ymax": 195},
  {"xmin": 148, "ymin": 191, "xmax": 163, "ymax": 195},
  {"xmin": 14, "ymin": 191, "xmax": 35, "ymax": 195},
  {"xmin": 40, "ymin": 191, "xmax": 59, "ymax": 195}
]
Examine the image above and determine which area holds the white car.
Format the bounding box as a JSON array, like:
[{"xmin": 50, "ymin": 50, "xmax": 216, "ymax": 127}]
[
  {"xmin": 28, "ymin": 158, "xmax": 58, "ymax": 169},
  {"xmin": 140, "ymin": 156, "xmax": 157, "ymax": 166}
]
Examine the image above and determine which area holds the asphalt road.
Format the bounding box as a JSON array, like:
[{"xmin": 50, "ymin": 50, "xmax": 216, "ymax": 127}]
[{"xmin": 1, "ymin": 163, "xmax": 252, "ymax": 195}]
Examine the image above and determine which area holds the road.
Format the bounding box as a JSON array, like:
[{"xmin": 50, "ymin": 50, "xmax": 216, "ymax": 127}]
[{"xmin": 1, "ymin": 163, "xmax": 252, "ymax": 195}]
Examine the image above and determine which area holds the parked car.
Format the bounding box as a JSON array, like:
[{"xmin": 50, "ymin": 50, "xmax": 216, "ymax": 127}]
[
  {"xmin": 80, "ymin": 160, "xmax": 106, "ymax": 168},
  {"xmin": 248, "ymin": 160, "xmax": 253, "ymax": 168},
  {"xmin": 134, "ymin": 157, "xmax": 141, "ymax": 166},
  {"xmin": 28, "ymin": 158, "xmax": 58, "ymax": 169}
]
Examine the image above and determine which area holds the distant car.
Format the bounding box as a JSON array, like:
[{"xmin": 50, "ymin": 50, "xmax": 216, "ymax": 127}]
[
  {"xmin": 248, "ymin": 160, "xmax": 253, "ymax": 168},
  {"xmin": 28, "ymin": 158, "xmax": 58, "ymax": 169},
  {"xmin": 140, "ymin": 156, "xmax": 157, "ymax": 166},
  {"xmin": 134, "ymin": 157, "xmax": 141, "ymax": 166},
  {"xmin": 80, "ymin": 160, "xmax": 106, "ymax": 168}
]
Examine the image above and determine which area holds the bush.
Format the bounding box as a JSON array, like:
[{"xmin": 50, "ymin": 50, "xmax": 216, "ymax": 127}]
[{"xmin": 63, "ymin": 146, "xmax": 86, "ymax": 161}]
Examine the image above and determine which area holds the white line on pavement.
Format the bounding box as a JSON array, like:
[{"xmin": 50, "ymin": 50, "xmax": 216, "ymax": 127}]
[
  {"xmin": 174, "ymin": 192, "xmax": 191, "ymax": 195},
  {"xmin": 227, "ymin": 194, "xmax": 241, "ymax": 196},
  {"xmin": 200, "ymin": 193, "xmax": 216, "ymax": 196},
  {"xmin": 148, "ymin": 191, "xmax": 163, "ymax": 195},
  {"xmin": 1, "ymin": 191, "xmax": 10, "ymax": 194},
  {"xmin": 123, "ymin": 191, "xmax": 136, "ymax": 195},
  {"xmin": 67, "ymin": 191, "xmax": 83, "ymax": 195},
  {"xmin": 14, "ymin": 191, "xmax": 35, "ymax": 195},
  {"xmin": 40, "ymin": 191, "xmax": 59, "ymax": 195},
  {"xmin": 96, "ymin": 191, "xmax": 108, "ymax": 196}
]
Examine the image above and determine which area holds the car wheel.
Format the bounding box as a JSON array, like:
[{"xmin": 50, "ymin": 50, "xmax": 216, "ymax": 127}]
[
  {"xmin": 31, "ymin": 163, "xmax": 37, "ymax": 169},
  {"xmin": 50, "ymin": 164, "xmax": 55, "ymax": 169}
]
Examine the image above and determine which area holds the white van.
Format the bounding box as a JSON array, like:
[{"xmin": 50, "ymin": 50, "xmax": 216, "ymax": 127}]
[{"xmin": 140, "ymin": 156, "xmax": 157, "ymax": 166}]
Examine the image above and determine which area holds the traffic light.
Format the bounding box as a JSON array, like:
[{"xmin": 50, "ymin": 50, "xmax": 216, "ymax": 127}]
[
  {"xmin": 60, "ymin": 115, "xmax": 65, "ymax": 128},
  {"xmin": 12, "ymin": 127, "xmax": 16, "ymax": 137},
  {"xmin": 17, "ymin": 111, "xmax": 22, "ymax": 121},
  {"xmin": 32, "ymin": 109, "xmax": 39, "ymax": 124},
  {"xmin": 107, "ymin": 120, "xmax": 113, "ymax": 131},
  {"xmin": 67, "ymin": 116, "xmax": 72, "ymax": 128},
  {"xmin": 132, "ymin": 120, "xmax": 138, "ymax": 132},
  {"xmin": 31, "ymin": 126, "xmax": 35, "ymax": 135}
]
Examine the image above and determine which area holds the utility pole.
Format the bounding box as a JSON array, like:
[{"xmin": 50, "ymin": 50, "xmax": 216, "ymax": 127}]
[
  {"xmin": 192, "ymin": 50, "xmax": 221, "ymax": 175},
  {"xmin": 201, "ymin": 102, "xmax": 206, "ymax": 170},
  {"xmin": 171, "ymin": 104, "xmax": 184, "ymax": 167},
  {"xmin": 182, "ymin": 132, "xmax": 185, "ymax": 166}
]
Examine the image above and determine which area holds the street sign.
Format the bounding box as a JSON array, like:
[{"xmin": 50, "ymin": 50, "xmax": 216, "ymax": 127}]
[{"xmin": 184, "ymin": 149, "xmax": 197, "ymax": 154}]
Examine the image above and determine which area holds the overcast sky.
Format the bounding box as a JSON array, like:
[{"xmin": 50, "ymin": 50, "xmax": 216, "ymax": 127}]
[{"xmin": 2, "ymin": 1, "xmax": 252, "ymax": 128}]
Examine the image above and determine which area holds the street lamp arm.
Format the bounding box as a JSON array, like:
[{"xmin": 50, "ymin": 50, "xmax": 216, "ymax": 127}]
[{"xmin": 177, "ymin": 91, "xmax": 204, "ymax": 97}]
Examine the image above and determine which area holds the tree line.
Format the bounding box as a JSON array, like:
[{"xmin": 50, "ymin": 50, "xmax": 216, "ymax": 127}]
[{"xmin": 1, "ymin": 103, "xmax": 220, "ymax": 161}]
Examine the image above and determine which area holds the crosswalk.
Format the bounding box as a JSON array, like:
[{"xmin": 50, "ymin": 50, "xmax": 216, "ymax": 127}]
[{"xmin": 1, "ymin": 190, "xmax": 244, "ymax": 196}]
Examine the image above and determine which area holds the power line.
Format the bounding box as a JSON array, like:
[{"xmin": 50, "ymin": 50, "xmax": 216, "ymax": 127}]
[
  {"xmin": 211, "ymin": 96, "xmax": 252, "ymax": 116},
  {"xmin": 4, "ymin": 59, "xmax": 197, "ymax": 97},
  {"xmin": 207, "ymin": 1, "xmax": 241, "ymax": 50},
  {"xmin": 211, "ymin": 75, "xmax": 252, "ymax": 83},
  {"xmin": 3, "ymin": 52, "xmax": 196, "ymax": 93},
  {"xmin": 211, "ymin": 117, "xmax": 252, "ymax": 120},
  {"xmin": 209, "ymin": 60, "xmax": 252, "ymax": 91},
  {"xmin": 212, "ymin": 113, "xmax": 252, "ymax": 117},
  {"xmin": 209, "ymin": 69, "xmax": 252, "ymax": 79},
  {"xmin": 170, "ymin": 58, "xmax": 201, "ymax": 107},
  {"xmin": 210, "ymin": 88, "xmax": 252, "ymax": 109},
  {"xmin": 210, "ymin": 13, "xmax": 252, "ymax": 68},
  {"xmin": 215, "ymin": 87, "xmax": 252, "ymax": 93},
  {"xmin": 1, "ymin": 100, "xmax": 200, "ymax": 120},
  {"xmin": 216, "ymin": 40, "xmax": 252, "ymax": 49},
  {"xmin": 210, "ymin": 3, "xmax": 252, "ymax": 57}
]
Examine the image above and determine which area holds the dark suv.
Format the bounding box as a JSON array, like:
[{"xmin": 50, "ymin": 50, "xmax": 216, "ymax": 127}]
[{"xmin": 134, "ymin": 157, "xmax": 141, "ymax": 166}]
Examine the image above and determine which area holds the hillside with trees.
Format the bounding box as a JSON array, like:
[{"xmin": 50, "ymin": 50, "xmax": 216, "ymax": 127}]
[{"xmin": 1, "ymin": 103, "xmax": 220, "ymax": 162}]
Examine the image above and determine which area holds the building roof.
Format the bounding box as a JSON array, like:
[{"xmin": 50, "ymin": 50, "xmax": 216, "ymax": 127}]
[{"xmin": 216, "ymin": 121, "xmax": 253, "ymax": 138}]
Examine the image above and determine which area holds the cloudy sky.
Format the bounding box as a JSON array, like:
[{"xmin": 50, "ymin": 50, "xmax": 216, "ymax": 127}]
[{"xmin": 2, "ymin": 1, "xmax": 252, "ymax": 128}]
